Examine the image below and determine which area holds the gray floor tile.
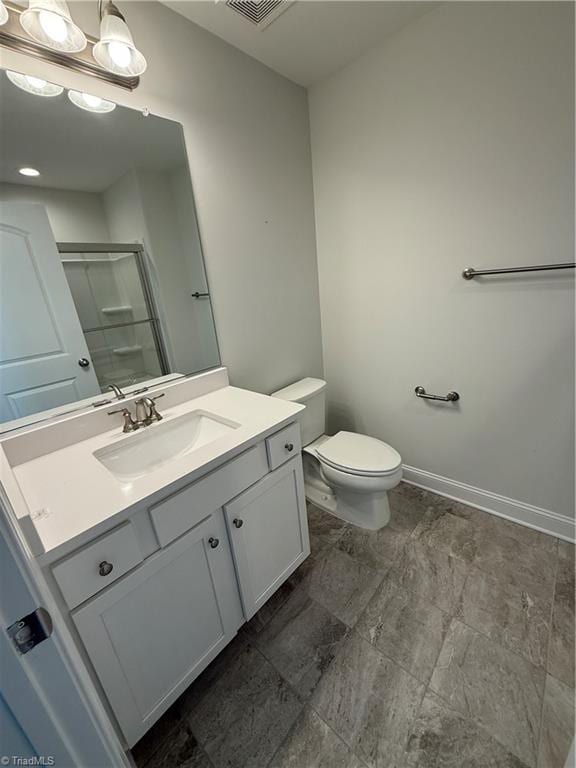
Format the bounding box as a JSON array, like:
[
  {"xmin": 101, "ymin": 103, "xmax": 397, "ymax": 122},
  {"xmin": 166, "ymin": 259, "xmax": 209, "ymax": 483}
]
[
  {"xmin": 473, "ymin": 515, "xmax": 558, "ymax": 555},
  {"xmin": 430, "ymin": 620, "xmax": 545, "ymax": 767},
  {"xmin": 253, "ymin": 586, "xmax": 349, "ymax": 698},
  {"xmin": 139, "ymin": 723, "xmax": 213, "ymax": 768},
  {"xmin": 356, "ymin": 579, "xmax": 451, "ymax": 683},
  {"xmin": 455, "ymin": 565, "xmax": 552, "ymax": 669},
  {"xmin": 412, "ymin": 508, "xmax": 478, "ymax": 563},
  {"xmin": 305, "ymin": 546, "xmax": 384, "ymax": 627},
  {"xmin": 336, "ymin": 523, "xmax": 409, "ymax": 571},
  {"xmin": 270, "ymin": 708, "xmax": 366, "ymax": 768},
  {"xmin": 388, "ymin": 484, "xmax": 430, "ymax": 533},
  {"xmin": 391, "ymin": 538, "xmax": 470, "ymax": 614},
  {"xmin": 307, "ymin": 503, "xmax": 348, "ymax": 551},
  {"xmin": 537, "ymin": 674, "xmax": 575, "ymax": 768},
  {"xmin": 548, "ymin": 544, "xmax": 575, "ymax": 688},
  {"xmin": 187, "ymin": 644, "xmax": 302, "ymax": 768},
  {"xmin": 405, "ymin": 690, "xmax": 530, "ymax": 767},
  {"xmin": 473, "ymin": 529, "xmax": 557, "ymax": 601},
  {"xmin": 311, "ymin": 632, "xmax": 424, "ymax": 768},
  {"xmin": 390, "ymin": 483, "xmax": 479, "ymax": 525}
]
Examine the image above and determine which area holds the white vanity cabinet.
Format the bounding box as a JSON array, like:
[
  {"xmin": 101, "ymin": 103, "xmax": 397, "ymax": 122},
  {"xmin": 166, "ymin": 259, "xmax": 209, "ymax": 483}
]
[
  {"xmin": 53, "ymin": 421, "xmax": 309, "ymax": 747},
  {"xmin": 224, "ymin": 457, "xmax": 309, "ymax": 619},
  {"xmin": 73, "ymin": 511, "xmax": 242, "ymax": 747}
]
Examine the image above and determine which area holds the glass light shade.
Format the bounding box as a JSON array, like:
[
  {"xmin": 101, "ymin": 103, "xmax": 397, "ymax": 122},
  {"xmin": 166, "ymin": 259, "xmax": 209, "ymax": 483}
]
[
  {"xmin": 20, "ymin": 0, "xmax": 87, "ymax": 53},
  {"xmin": 0, "ymin": 1, "xmax": 9, "ymax": 26},
  {"xmin": 6, "ymin": 70, "xmax": 64, "ymax": 97},
  {"xmin": 93, "ymin": 12, "xmax": 147, "ymax": 77},
  {"xmin": 68, "ymin": 90, "xmax": 116, "ymax": 114}
]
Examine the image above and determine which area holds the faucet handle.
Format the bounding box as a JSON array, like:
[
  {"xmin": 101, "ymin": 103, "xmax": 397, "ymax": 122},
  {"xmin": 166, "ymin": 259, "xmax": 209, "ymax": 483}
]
[
  {"xmin": 108, "ymin": 407, "xmax": 139, "ymax": 433},
  {"xmin": 146, "ymin": 394, "xmax": 164, "ymax": 423}
]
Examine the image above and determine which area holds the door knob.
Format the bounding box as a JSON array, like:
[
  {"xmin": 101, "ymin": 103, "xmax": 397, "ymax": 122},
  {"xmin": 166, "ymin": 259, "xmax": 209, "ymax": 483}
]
[
  {"xmin": 208, "ymin": 537, "xmax": 219, "ymax": 549},
  {"xmin": 78, "ymin": 358, "xmax": 91, "ymax": 368},
  {"xmin": 233, "ymin": 518, "xmax": 243, "ymax": 528},
  {"xmin": 98, "ymin": 561, "xmax": 113, "ymax": 577}
]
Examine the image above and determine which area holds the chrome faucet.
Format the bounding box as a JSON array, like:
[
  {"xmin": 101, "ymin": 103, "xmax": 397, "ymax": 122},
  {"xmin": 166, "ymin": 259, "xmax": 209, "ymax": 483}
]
[
  {"xmin": 108, "ymin": 393, "xmax": 165, "ymax": 432},
  {"xmin": 135, "ymin": 394, "xmax": 165, "ymax": 427},
  {"xmin": 108, "ymin": 383, "xmax": 126, "ymax": 400}
]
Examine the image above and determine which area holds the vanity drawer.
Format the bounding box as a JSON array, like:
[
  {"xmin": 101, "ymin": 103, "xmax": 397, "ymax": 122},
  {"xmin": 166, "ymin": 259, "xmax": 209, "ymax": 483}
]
[
  {"xmin": 150, "ymin": 443, "xmax": 268, "ymax": 548},
  {"xmin": 266, "ymin": 423, "xmax": 301, "ymax": 471},
  {"xmin": 53, "ymin": 522, "xmax": 143, "ymax": 609}
]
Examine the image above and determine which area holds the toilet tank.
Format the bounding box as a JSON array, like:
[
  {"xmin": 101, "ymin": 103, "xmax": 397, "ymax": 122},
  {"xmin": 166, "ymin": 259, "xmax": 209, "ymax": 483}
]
[{"xmin": 271, "ymin": 378, "xmax": 327, "ymax": 447}]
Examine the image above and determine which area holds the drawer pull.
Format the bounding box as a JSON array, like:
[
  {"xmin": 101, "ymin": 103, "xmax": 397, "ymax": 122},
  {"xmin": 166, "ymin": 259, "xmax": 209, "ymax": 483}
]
[
  {"xmin": 285, "ymin": 443, "xmax": 294, "ymax": 452},
  {"xmin": 98, "ymin": 561, "xmax": 114, "ymax": 577},
  {"xmin": 208, "ymin": 537, "xmax": 219, "ymax": 549},
  {"xmin": 233, "ymin": 518, "xmax": 244, "ymax": 529}
]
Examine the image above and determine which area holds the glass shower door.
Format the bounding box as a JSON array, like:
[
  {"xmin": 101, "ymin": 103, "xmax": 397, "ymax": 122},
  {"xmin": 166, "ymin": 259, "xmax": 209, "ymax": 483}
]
[{"xmin": 60, "ymin": 244, "xmax": 169, "ymax": 392}]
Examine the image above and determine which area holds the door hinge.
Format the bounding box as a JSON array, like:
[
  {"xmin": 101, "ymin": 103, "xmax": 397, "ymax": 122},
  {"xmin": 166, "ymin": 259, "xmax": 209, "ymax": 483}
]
[{"xmin": 7, "ymin": 607, "xmax": 53, "ymax": 655}]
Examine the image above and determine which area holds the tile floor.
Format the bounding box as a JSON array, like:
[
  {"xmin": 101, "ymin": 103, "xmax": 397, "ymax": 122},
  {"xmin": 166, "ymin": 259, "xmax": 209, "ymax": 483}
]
[{"xmin": 132, "ymin": 483, "xmax": 575, "ymax": 768}]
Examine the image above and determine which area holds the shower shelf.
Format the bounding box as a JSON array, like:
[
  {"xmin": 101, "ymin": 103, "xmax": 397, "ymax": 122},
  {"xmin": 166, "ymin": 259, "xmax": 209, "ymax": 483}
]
[
  {"xmin": 113, "ymin": 345, "xmax": 143, "ymax": 356},
  {"xmin": 102, "ymin": 306, "xmax": 133, "ymax": 315}
]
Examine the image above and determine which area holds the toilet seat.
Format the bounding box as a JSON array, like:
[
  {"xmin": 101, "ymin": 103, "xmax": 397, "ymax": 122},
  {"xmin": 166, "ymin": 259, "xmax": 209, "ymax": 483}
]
[{"xmin": 316, "ymin": 431, "xmax": 402, "ymax": 477}]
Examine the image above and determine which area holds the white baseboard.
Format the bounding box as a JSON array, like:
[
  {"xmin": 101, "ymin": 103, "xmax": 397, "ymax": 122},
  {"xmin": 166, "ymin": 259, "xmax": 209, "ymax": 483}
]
[{"xmin": 402, "ymin": 465, "xmax": 575, "ymax": 543}]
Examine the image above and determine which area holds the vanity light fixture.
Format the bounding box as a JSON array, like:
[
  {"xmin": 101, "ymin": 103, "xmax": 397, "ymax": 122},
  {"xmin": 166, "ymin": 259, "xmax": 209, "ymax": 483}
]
[
  {"xmin": 68, "ymin": 89, "xmax": 116, "ymax": 113},
  {"xmin": 0, "ymin": 1, "xmax": 9, "ymax": 25},
  {"xmin": 20, "ymin": 0, "xmax": 86, "ymax": 53},
  {"xmin": 6, "ymin": 69, "xmax": 63, "ymax": 96},
  {"xmin": 19, "ymin": 167, "xmax": 40, "ymax": 176},
  {"xmin": 93, "ymin": 0, "xmax": 146, "ymax": 77}
]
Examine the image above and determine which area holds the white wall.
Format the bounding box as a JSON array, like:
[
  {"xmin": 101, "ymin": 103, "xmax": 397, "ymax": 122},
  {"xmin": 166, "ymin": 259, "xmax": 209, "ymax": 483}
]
[
  {"xmin": 310, "ymin": 2, "xmax": 574, "ymax": 518},
  {"xmin": 0, "ymin": 1, "xmax": 323, "ymax": 394},
  {"xmin": 0, "ymin": 182, "xmax": 109, "ymax": 241}
]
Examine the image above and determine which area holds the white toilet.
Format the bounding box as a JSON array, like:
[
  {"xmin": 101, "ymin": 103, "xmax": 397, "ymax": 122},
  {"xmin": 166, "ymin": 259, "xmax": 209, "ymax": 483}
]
[{"xmin": 272, "ymin": 378, "xmax": 402, "ymax": 530}]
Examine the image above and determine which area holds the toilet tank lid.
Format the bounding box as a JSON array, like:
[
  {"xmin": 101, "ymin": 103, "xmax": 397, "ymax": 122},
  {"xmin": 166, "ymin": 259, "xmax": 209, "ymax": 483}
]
[{"xmin": 271, "ymin": 377, "xmax": 327, "ymax": 403}]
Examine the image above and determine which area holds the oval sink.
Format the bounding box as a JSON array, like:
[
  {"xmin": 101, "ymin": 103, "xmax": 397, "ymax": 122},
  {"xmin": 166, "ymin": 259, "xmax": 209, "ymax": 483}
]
[{"xmin": 94, "ymin": 410, "xmax": 240, "ymax": 482}]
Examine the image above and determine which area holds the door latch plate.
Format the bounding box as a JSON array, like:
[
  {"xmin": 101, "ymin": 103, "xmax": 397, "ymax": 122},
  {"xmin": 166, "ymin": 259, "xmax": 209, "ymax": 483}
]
[{"xmin": 7, "ymin": 607, "xmax": 52, "ymax": 655}]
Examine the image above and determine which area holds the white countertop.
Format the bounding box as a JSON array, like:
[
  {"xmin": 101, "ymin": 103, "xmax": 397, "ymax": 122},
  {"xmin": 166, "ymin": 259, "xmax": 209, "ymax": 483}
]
[{"xmin": 7, "ymin": 385, "xmax": 303, "ymax": 560}]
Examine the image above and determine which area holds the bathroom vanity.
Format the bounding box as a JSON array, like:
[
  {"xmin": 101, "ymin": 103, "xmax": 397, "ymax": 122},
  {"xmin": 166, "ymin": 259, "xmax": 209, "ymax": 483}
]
[{"xmin": 0, "ymin": 369, "xmax": 310, "ymax": 748}]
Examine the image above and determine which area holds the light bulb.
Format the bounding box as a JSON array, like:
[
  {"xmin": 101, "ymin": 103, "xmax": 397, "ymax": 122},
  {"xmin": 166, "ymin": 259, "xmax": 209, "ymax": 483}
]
[
  {"xmin": 0, "ymin": 1, "xmax": 8, "ymax": 26},
  {"xmin": 19, "ymin": 168, "xmax": 40, "ymax": 177},
  {"xmin": 6, "ymin": 70, "xmax": 64, "ymax": 97},
  {"xmin": 38, "ymin": 10, "xmax": 67, "ymax": 43},
  {"xmin": 108, "ymin": 41, "xmax": 131, "ymax": 69},
  {"xmin": 68, "ymin": 90, "xmax": 116, "ymax": 113},
  {"xmin": 26, "ymin": 76, "xmax": 47, "ymax": 89}
]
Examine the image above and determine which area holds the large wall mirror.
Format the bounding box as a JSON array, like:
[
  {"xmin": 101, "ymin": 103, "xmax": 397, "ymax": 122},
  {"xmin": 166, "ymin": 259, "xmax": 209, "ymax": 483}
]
[{"xmin": 0, "ymin": 70, "xmax": 220, "ymax": 432}]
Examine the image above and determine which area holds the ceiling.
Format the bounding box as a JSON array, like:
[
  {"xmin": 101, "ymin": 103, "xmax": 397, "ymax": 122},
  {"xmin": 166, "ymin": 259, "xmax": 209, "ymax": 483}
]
[
  {"xmin": 163, "ymin": 1, "xmax": 437, "ymax": 87},
  {"xmin": 0, "ymin": 73, "xmax": 187, "ymax": 192}
]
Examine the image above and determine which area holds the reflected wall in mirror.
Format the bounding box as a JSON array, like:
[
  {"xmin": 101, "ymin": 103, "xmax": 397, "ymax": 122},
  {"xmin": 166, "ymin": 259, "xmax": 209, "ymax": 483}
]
[{"xmin": 0, "ymin": 70, "xmax": 220, "ymax": 431}]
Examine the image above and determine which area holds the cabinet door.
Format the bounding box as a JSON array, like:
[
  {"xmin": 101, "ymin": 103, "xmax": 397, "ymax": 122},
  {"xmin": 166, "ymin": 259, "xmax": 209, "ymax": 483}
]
[
  {"xmin": 73, "ymin": 511, "xmax": 242, "ymax": 747},
  {"xmin": 224, "ymin": 457, "xmax": 310, "ymax": 620}
]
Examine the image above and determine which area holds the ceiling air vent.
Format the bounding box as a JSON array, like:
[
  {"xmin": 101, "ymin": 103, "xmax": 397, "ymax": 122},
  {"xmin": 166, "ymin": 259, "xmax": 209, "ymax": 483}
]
[{"xmin": 226, "ymin": 0, "xmax": 294, "ymax": 29}]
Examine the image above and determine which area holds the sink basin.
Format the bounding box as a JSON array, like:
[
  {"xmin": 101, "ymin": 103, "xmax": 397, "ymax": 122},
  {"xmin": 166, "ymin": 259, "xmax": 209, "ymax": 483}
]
[{"xmin": 94, "ymin": 410, "xmax": 240, "ymax": 482}]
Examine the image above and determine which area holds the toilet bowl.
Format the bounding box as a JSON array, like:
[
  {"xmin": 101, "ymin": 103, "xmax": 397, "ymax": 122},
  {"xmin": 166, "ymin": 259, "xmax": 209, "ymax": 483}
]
[{"xmin": 271, "ymin": 379, "xmax": 402, "ymax": 530}]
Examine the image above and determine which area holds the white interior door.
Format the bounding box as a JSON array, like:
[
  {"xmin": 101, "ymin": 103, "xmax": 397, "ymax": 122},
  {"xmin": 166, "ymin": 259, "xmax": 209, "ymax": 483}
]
[{"xmin": 0, "ymin": 203, "xmax": 100, "ymax": 424}]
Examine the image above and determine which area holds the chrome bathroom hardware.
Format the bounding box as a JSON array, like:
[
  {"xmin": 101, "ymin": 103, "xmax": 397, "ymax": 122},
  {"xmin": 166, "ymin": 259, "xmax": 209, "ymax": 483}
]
[
  {"xmin": 415, "ymin": 386, "xmax": 460, "ymax": 402},
  {"xmin": 108, "ymin": 407, "xmax": 139, "ymax": 433},
  {"xmin": 191, "ymin": 291, "xmax": 210, "ymax": 298},
  {"xmin": 462, "ymin": 262, "xmax": 576, "ymax": 280},
  {"xmin": 135, "ymin": 394, "xmax": 165, "ymax": 426},
  {"xmin": 78, "ymin": 357, "xmax": 91, "ymax": 368}
]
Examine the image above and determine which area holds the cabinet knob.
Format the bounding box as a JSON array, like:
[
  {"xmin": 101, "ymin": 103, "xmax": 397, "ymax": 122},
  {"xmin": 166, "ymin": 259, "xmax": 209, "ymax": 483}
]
[
  {"xmin": 285, "ymin": 442, "xmax": 294, "ymax": 452},
  {"xmin": 98, "ymin": 561, "xmax": 113, "ymax": 577},
  {"xmin": 208, "ymin": 537, "xmax": 219, "ymax": 549},
  {"xmin": 233, "ymin": 518, "xmax": 244, "ymax": 529}
]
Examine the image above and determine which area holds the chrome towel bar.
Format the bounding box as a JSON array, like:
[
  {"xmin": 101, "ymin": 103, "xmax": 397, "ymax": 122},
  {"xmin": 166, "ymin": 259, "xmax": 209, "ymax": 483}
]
[
  {"xmin": 415, "ymin": 386, "xmax": 459, "ymax": 402},
  {"xmin": 462, "ymin": 262, "xmax": 575, "ymax": 280}
]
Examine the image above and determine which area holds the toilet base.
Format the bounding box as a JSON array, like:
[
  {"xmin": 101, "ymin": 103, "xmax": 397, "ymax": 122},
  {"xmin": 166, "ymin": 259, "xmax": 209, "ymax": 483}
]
[{"xmin": 302, "ymin": 453, "xmax": 395, "ymax": 530}]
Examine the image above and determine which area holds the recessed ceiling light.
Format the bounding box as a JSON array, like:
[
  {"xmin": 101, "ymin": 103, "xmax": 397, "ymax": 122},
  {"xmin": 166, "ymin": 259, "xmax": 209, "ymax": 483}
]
[
  {"xmin": 6, "ymin": 70, "xmax": 64, "ymax": 97},
  {"xmin": 19, "ymin": 167, "xmax": 41, "ymax": 177},
  {"xmin": 67, "ymin": 90, "xmax": 116, "ymax": 113}
]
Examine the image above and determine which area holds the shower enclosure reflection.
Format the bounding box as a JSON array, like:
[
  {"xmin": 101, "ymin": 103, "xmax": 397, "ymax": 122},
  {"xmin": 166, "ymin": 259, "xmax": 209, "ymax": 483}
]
[{"xmin": 0, "ymin": 68, "xmax": 220, "ymax": 430}]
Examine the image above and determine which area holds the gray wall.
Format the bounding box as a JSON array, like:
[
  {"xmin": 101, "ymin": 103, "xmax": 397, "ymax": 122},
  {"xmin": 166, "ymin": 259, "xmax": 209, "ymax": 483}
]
[
  {"xmin": 1, "ymin": 1, "xmax": 323, "ymax": 394},
  {"xmin": 309, "ymin": 2, "xmax": 575, "ymax": 517}
]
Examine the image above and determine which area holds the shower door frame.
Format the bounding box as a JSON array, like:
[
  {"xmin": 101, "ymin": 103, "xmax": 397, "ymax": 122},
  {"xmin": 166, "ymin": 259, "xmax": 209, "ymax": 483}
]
[{"xmin": 57, "ymin": 242, "xmax": 170, "ymax": 383}]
